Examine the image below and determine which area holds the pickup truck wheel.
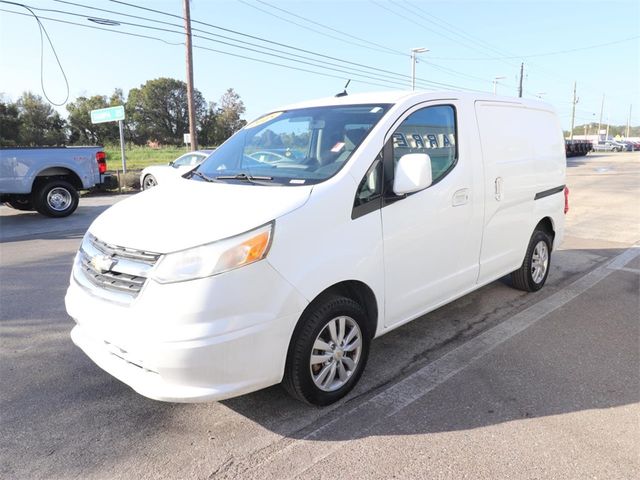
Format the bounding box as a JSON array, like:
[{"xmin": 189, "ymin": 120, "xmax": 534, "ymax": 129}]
[
  {"xmin": 33, "ymin": 180, "xmax": 79, "ymax": 218},
  {"xmin": 283, "ymin": 295, "xmax": 370, "ymax": 406},
  {"xmin": 511, "ymin": 230, "xmax": 552, "ymax": 292},
  {"xmin": 5, "ymin": 199, "xmax": 33, "ymax": 211},
  {"xmin": 142, "ymin": 174, "xmax": 157, "ymax": 190}
]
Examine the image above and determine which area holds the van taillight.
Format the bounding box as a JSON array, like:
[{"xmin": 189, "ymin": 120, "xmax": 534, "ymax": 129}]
[
  {"xmin": 564, "ymin": 186, "xmax": 569, "ymax": 214},
  {"xmin": 96, "ymin": 151, "xmax": 107, "ymax": 174}
]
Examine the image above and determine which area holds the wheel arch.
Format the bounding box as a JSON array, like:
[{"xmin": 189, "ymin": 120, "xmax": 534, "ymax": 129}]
[
  {"xmin": 297, "ymin": 280, "xmax": 379, "ymax": 340},
  {"xmin": 535, "ymin": 216, "xmax": 556, "ymax": 247},
  {"xmin": 33, "ymin": 167, "xmax": 83, "ymax": 191}
]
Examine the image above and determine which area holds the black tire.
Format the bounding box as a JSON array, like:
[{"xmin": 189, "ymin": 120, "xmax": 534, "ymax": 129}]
[
  {"xmin": 511, "ymin": 229, "xmax": 552, "ymax": 292},
  {"xmin": 283, "ymin": 295, "xmax": 371, "ymax": 406},
  {"xmin": 5, "ymin": 198, "xmax": 33, "ymax": 211},
  {"xmin": 32, "ymin": 179, "xmax": 79, "ymax": 218},
  {"xmin": 142, "ymin": 174, "xmax": 158, "ymax": 190}
]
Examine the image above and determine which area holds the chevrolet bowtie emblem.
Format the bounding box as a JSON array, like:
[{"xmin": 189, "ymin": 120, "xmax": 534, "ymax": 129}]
[{"xmin": 91, "ymin": 254, "xmax": 116, "ymax": 273}]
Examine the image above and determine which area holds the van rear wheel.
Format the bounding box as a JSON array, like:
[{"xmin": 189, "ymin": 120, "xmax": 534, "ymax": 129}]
[
  {"xmin": 283, "ymin": 295, "xmax": 370, "ymax": 406},
  {"xmin": 511, "ymin": 229, "xmax": 552, "ymax": 292}
]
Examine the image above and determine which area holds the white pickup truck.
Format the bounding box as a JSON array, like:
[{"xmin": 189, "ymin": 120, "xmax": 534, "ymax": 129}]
[{"xmin": 0, "ymin": 146, "xmax": 115, "ymax": 217}]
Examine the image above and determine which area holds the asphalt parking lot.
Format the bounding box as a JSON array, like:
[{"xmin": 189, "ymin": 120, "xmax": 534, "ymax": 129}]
[{"xmin": 1, "ymin": 152, "xmax": 638, "ymax": 479}]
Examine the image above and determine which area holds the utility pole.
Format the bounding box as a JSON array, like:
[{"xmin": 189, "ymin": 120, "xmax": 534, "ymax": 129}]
[
  {"xmin": 410, "ymin": 47, "xmax": 429, "ymax": 91},
  {"xmin": 569, "ymin": 81, "xmax": 578, "ymax": 140},
  {"xmin": 518, "ymin": 62, "xmax": 524, "ymax": 98},
  {"xmin": 183, "ymin": 0, "xmax": 198, "ymax": 151},
  {"xmin": 597, "ymin": 94, "xmax": 605, "ymax": 142},
  {"xmin": 627, "ymin": 104, "xmax": 632, "ymax": 138}
]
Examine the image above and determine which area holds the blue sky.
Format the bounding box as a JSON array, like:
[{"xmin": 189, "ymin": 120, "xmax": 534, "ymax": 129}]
[{"xmin": 1, "ymin": 0, "xmax": 638, "ymax": 130}]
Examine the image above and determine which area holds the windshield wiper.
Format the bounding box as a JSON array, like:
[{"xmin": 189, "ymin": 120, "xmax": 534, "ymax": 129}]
[
  {"xmin": 188, "ymin": 170, "xmax": 216, "ymax": 182},
  {"xmin": 215, "ymin": 173, "xmax": 274, "ymax": 184}
]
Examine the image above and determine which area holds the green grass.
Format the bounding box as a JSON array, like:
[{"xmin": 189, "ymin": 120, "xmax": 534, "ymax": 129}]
[{"xmin": 103, "ymin": 145, "xmax": 188, "ymax": 171}]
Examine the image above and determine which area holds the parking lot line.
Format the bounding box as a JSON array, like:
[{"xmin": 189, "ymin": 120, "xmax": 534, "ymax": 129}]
[{"xmin": 214, "ymin": 244, "xmax": 640, "ymax": 479}]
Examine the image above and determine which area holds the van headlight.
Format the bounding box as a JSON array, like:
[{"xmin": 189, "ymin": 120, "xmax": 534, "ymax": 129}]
[{"xmin": 151, "ymin": 222, "xmax": 273, "ymax": 284}]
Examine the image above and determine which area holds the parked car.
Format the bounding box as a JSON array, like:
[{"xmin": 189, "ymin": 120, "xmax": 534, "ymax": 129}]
[
  {"xmin": 0, "ymin": 146, "xmax": 115, "ymax": 217},
  {"xmin": 140, "ymin": 150, "xmax": 214, "ymax": 190},
  {"xmin": 66, "ymin": 91, "xmax": 567, "ymax": 406},
  {"xmin": 592, "ymin": 141, "xmax": 625, "ymax": 152},
  {"xmin": 619, "ymin": 141, "xmax": 637, "ymax": 151}
]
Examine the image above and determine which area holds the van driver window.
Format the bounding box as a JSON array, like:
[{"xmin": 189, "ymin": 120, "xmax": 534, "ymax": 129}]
[{"xmin": 392, "ymin": 105, "xmax": 457, "ymax": 183}]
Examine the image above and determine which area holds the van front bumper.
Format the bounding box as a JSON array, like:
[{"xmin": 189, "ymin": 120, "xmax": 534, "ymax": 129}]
[{"xmin": 65, "ymin": 259, "xmax": 307, "ymax": 403}]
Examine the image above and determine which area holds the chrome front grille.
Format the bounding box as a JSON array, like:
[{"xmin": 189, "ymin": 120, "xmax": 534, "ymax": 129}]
[
  {"xmin": 80, "ymin": 253, "xmax": 147, "ymax": 294},
  {"xmin": 77, "ymin": 233, "xmax": 161, "ymax": 300},
  {"xmin": 89, "ymin": 235, "xmax": 160, "ymax": 265}
]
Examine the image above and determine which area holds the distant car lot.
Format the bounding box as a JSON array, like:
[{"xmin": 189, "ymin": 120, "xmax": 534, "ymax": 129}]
[{"xmin": 1, "ymin": 152, "xmax": 638, "ymax": 479}]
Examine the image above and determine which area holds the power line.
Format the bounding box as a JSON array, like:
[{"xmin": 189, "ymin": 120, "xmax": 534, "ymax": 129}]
[
  {"xmin": 2, "ymin": 0, "xmax": 488, "ymax": 95},
  {"xmin": 38, "ymin": 2, "xmax": 417, "ymax": 88},
  {"xmin": 425, "ymin": 35, "xmax": 640, "ymax": 60},
  {"xmin": 399, "ymin": 0, "xmax": 519, "ymax": 62},
  {"xmin": 103, "ymin": 0, "xmax": 485, "ymax": 92},
  {"xmin": 106, "ymin": 0, "xmax": 417, "ymax": 81},
  {"xmin": 238, "ymin": 0, "xmax": 405, "ymax": 57},
  {"xmin": 370, "ymin": 0, "xmax": 520, "ymax": 71},
  {"xmin": 0, "ymin": 0, "xmax": 69, "ymax": 105},
  {"xmin": 0, "ymin": 7, "xmax": 405, "ymax": 91},
  {"xmin": 45, "ymin": 2, "xmax": 427, "ymax": 89}
]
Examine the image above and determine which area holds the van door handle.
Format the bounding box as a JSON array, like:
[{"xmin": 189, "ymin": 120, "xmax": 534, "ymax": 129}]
[
  {"xmin": 452, "ymin": 188, "xmax": 470, "ymax": 206},
  {"xmin": 495, "ymin": 177, "xmax": 503, "ymax": 201}
]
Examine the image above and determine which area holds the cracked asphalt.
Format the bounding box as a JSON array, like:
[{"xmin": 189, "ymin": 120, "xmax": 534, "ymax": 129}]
[{"xmin": 1, "ymin": 152, "xmax": 638, "ymax": 479}]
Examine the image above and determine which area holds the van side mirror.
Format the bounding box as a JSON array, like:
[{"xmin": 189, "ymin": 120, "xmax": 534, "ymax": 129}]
[{"xmin": 393, "ymin": 153, "xmax": 433, "ymax": 195}]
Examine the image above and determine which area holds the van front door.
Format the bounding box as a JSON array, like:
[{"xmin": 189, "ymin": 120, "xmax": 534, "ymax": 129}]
[{"xmin": 381, "ymin": 103, "xmax": 483, "ymax": 328}]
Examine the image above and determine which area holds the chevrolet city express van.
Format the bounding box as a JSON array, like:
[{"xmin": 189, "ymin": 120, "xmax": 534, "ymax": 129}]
[{"xmin": 66, "ymin": 91, "xmax": 568, "ymax": 406}]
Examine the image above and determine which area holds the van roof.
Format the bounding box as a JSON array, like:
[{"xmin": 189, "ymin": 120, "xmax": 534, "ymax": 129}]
[{"xmin": 276, "ymin": 90, "xmax": 554, "ymax": 112}]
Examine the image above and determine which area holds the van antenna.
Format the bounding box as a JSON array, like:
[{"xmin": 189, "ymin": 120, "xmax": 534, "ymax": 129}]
[{"xmin": 335, "ymin": 79, "xmax": 351, "ymax": 97}]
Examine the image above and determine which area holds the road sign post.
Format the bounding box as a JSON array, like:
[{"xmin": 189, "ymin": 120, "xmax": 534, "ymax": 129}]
[
  {"xmin": 90, "ymin": 105, "xmax": 127, "ymax": 176},
  {"xmin": 119, "ymin": 120, "xmax": 127, "ymax": 174}
]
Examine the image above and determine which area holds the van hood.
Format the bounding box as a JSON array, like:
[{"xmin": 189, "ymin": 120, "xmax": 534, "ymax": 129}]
[{"xmin": 89, "ymin": 178, "xmax": 313, "ymax": 253}]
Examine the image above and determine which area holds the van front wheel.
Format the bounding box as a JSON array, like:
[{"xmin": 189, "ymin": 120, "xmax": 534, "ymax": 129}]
[
  {"xmin": 511, "ymin": 229, "xmax": 552, "ymax": 292},
  {"xmin": 283, "ymin": 295, "xmax": 370, "ymax": 406}
]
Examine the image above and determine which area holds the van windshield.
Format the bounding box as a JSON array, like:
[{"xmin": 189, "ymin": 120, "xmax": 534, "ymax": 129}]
[{"xmin": 192, "ymin": 104, "xmax": 391, "ymax": 186}]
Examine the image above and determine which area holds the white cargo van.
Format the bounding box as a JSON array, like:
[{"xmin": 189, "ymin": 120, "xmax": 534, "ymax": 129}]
[{"xmin": 66, "ymin": 91, "xmax": 568, "ymax": 406}]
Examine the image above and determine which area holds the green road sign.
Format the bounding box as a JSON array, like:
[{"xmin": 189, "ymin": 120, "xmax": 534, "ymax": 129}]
[{"xmin": 90, "ymin": 105, "xmax": 125, "ymax": 124}]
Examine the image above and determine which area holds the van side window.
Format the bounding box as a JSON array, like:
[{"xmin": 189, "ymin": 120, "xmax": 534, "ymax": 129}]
[
  {"xmin": 352, "ymin": 154, "xmax": 383, "ymax": 219},
  {"xmin": 392, "ymin": 105, "xmax": 457, "ymax": 184}
]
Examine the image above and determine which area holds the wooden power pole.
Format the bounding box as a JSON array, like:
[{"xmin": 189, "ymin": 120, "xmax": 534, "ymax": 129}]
[
  {"xmin": 183, "ymin": 0, "xmax": 198, "ymax": 151},
  {"xmin": 518, "ymin": 62, "xmax": 524, "ymax": 98}
]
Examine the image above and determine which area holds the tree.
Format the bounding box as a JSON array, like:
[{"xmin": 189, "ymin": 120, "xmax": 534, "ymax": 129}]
[
  {"xmin": 217, "ymin": 88, "xmax": 246, "ymax": 141},
  {"xmin": 0, "ymin": 96, "xmax": 20, "ymax": 146},
  {"xmin": 126, "ymin": 77, "xmax": 205, "ymax": 145},
  {"xmin": 198, "ymin": 101, "xmax": 219, "ymax": 147},
  {"xmin": 16, "ymin": 92, "xmax": 66, "ymax": 146},
  {"xmin": 66, "ymin": 90, "xmax": 123, "ymax": 145},
  {"xmin": 198, "ymin": 89, "xmax": 247, "ymax": 146}
]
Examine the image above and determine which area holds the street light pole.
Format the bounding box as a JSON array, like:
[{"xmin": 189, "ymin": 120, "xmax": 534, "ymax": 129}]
[
  {"xmin": 492, "ymin": 76, "xmax": 506, "ymax": 95},
  {"xmin": 410, "ymin": 47, "xmax": 429, "ymax": 90}
]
